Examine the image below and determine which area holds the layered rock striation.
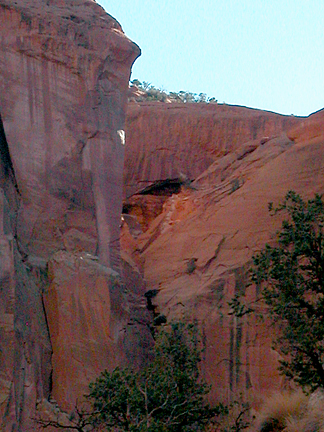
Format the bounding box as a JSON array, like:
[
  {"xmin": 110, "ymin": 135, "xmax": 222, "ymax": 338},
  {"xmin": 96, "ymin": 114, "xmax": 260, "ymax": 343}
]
[
  {"xmin": 122, "ymin": 108, "xmax": 324, "ymax": 403},
  {"xmin": 1, "ymin": 0, "xmax": 323, "ymax": 426},
  {"xmin": 124, "ymin": 102, "xmax": 301, "ymax": 198},
  {"xmin": 0, "ymin": 1, "xmax": 147, "ymax": 430}
]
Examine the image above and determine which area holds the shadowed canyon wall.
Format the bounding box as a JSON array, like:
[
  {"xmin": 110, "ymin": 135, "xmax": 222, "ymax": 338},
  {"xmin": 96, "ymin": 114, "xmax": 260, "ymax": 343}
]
[{"xmin": 0, "ymin": 1, "xmax": 151, "ymax": 430}]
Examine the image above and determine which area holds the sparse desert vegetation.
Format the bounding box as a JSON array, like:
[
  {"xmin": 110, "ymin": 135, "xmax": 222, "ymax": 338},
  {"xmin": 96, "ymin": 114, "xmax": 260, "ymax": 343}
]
[
  {"xmin": 129, "ymin": 79, "xmax": 218, "ymax": 103},
  {"xmin": 253, "ymin": 389, "xmax": 324, "ymax": 432}
]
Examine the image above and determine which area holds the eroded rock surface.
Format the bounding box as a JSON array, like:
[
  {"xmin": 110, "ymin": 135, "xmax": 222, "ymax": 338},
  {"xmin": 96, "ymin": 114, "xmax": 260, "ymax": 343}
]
[
  {"xmin": 44, "ymin": 252, "xmax": 114, "ymax": 409},
  {"xmin": 122, "ymin": 109, "xmax": 324, "ymax": 403},
  {"xmin": 0, "ymin": 1, "xmax": 149, "ymax": 430},
  {"xmin": 124, "ymin": 102, "xmax": 301, "ymax": 197},
  {"xmin": 0, "ymin": 0, "xmax": 139, "ymax": 269}
]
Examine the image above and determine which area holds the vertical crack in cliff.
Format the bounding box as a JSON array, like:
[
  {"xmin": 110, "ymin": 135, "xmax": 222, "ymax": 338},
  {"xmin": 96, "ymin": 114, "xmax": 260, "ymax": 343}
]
[
  {"xmin": 0, "ymin": 113, "xmax": 21, "ymax": 249},
  {"xmin": 0, "ymin": 113, "xmax": 53, "ymax": 426},
  {"xmin": 0, "ymin": 114, "xmax": 20, "ymax": 195}
]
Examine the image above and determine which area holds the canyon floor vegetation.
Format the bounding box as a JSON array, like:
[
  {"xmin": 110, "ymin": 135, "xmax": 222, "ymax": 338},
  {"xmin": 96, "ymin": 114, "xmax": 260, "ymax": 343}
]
[
  {"xmin": 88, "ymin": 321, "xmax": 218, "ymax": 432},
  {"xmin": 251, "ymin": 191, "xmax": 324, "ymax": 392},
  {"xmin": 39, "ymin": 322, "xmax": 251, "ymax": 431},
  {"xmin": 38, "ymin": 191, "xmax": 324, "ymax": 432},
  {"xmin": 230, "ymin": 190, "xmax": 324, "ymax": 430}
]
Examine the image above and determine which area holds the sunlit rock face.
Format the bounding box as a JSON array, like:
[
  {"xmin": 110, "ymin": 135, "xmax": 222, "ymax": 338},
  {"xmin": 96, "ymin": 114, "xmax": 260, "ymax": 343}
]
[
  {"xmin": 124, "ymin": 102, "xmax": 301, "ymax": 198},
  {"xmin": 0, "ymin": 0, "xmax": 144, "ymax": 429},
  {"xmin": 122, "ymin": 105, "xmax": 324, "ymax": 403}
]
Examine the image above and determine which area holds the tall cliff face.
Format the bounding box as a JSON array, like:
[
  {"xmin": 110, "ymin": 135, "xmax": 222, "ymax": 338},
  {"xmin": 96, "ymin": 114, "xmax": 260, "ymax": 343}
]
[
  {"xmin": 0, "ymin": 1, "xmax": 143, "ymax": 429},
  {"xmin": 0, "ymin": 0, "xmax": 139, "ymax": 269},
  {"xmin": 124, "ymin": 102, "xmax": 301, "ymax": 198},
  {"xmin": 122, "ymin": 106, "xmax": 324, "ymax": 403}
]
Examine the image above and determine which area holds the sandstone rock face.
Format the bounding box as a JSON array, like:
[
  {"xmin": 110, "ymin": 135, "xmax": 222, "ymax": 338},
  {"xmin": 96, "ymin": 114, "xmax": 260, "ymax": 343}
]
[
  {"xmin": 0, "ymin": 0, "xmax": 321, "ymax": 427},
  {"xmin": 287, "ymin": 108, "xmax": 324, "ymax": 144},
  {"xmin": 0, "ymin": 1, "xmax": 146, "ymax": 429},
  {"xmin": 44, "ymin": 251, "xmax": 124, "ymax": 411},
  {"xmin": 124, "ymin": 102, "xmax": 301, "ymax": 197},
  {"xmin": 0, "ymin": 0, "xmax": 139, "ymax": 270},
  {"xmin": 0, "ymin": 190, "xmax": 16, "ymax": 422},
  {"xmin": 121, "ymin": 110, "xmax": 324, "ymax": 403}
]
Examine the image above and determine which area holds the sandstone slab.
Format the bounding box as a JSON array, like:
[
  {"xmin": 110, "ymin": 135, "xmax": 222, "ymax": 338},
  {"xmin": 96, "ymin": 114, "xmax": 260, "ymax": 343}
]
[{"xmin": 44, "ymin": 251, "xmax": 125, "ymax": 410}]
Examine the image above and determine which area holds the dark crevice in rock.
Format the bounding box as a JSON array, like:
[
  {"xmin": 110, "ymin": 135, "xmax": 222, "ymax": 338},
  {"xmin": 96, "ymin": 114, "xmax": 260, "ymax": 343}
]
[
  {"xmin": 122, "ymin": 203, "xmax": 132, "ymax": 214},
  {"xmin": 134, "ymin": 178, "xmax": 185, "ymax": 197},
  {"xmin": 144, "ymin": 289, "xmax": 159, "ymax": 314},
  {"xmin": 123, "ymin": 178, "xmax": 193, "ymax": 233},
  {"xmin": 153, "ymin": 314, "xmax": 167, "ymax": 326},
  {"xmin": 0, "ymin": 114, "xmax": 52, "ymax": 428},
  {"xmin": 0, "ymin": 113, "xmax": 20, "ymax": 194},
  {"xmin": 144, "ymin": 289, "xmax": 167, "ymax": 338},
  {"xmin": 0, "ymin": 114, "xmax": 21, "ymax": 250}
]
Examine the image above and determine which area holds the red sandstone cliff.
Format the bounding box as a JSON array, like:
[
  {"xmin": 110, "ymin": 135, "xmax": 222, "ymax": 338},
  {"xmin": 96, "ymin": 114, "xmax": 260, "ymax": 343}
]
[
  {"xmin": 1, "ymin": 0, "xmax": 322, "ymax": 427},
  {"xmin": 124, "ymin": 102, "xmax": 301, "ymax": 198},
  {"xmin": 0, "ymin": 1, "xmax": 150, "ymax": 430},
  {"xmin": 122, "ymin": 107, "xmax": 324, "ymax": 403}
]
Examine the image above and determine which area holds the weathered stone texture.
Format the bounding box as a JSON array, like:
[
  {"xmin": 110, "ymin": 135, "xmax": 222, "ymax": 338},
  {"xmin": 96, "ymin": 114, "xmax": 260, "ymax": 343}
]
[
  {"xmin": 124, "ymin": 102, "xmax": 301, "ymax": 197},
  {"xmin": 44, "ymin": 251, "xmax": 124, "ymax": 411},
  {"xmin": 0, "ymin": 0, "xmax": 139, "ymax": 269},
  {"xmin": 122, "ymin": 108, "xmax": 324, "ymax": 403},
  {"xmin": 0, "ymin": 0, "xmax": 142, "ymax": 429}
]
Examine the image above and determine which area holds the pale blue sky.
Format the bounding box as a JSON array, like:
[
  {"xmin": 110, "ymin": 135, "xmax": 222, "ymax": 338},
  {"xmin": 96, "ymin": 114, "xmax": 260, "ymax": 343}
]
[{"xmin": 99, "ymin": 1, "xmax": 324, "ymax": 116}]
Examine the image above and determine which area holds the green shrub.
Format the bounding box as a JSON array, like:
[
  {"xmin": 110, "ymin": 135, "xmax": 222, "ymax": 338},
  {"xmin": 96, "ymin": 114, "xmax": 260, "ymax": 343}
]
[
  {"xmin": 88, "ymin": 322, "xmax": 222, "ymax": 431},
  {"xmin": 251, "ymin": 191, "xmax": 324, "ymax": 391}
]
